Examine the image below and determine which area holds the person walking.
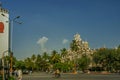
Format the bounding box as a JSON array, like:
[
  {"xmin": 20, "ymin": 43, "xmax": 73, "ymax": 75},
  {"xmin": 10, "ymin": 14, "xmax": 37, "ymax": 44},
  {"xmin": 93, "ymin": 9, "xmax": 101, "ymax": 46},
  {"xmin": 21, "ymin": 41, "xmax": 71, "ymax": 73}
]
[
  {"xmin": 55, "ymin": 69, "xmax": 60, "ymax": 78},
  {"xmin": 17, "ymin": 69, "xmax": 22, "ymax": 80}
]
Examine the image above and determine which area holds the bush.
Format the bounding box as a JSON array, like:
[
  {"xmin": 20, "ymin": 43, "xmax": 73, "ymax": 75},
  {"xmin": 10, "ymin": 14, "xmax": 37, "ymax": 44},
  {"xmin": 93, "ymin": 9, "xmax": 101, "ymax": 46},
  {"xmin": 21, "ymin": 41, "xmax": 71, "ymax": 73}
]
[{"xmin": 8, "ymin": 76, "xmax": 15, "ymax": 80}]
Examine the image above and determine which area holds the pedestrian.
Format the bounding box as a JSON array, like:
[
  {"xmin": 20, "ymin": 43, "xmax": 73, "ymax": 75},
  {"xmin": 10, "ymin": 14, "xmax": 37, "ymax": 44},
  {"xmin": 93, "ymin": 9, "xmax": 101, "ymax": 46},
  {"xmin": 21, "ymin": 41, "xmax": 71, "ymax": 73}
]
[
  {"xmin": 29, "ymin": 70, "xmax": 32, "ymax": 75},
  {"xmin": 14, "ymin": 69, "xmax": 18, "ymax": 77},
  {"xmin": 55, "ymin": 69, "xmax": 60, "ymax": 78},
  {"xmin": 17, "ymin": 69, "xmax": 22, "ymax": 80}
]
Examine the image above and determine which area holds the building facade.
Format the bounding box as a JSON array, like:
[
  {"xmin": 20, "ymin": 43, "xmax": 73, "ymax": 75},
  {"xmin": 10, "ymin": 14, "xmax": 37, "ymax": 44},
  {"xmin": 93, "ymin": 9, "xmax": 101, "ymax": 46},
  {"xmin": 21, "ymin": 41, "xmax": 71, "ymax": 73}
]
[
  {"xmin": 62, "ymin": 33, "xmax": 94, "ymax": 67},
  {"xmin": 0, "ymin": 7, "xmax": 9, "ymax": 58}
]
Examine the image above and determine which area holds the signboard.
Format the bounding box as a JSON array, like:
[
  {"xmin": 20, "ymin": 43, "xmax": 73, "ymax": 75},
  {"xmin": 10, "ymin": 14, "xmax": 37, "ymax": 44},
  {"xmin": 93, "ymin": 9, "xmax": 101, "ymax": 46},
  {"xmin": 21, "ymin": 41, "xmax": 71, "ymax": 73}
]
[{"xmin": 0, "ymin": 22, "xmax": 4, "ymax": 33}]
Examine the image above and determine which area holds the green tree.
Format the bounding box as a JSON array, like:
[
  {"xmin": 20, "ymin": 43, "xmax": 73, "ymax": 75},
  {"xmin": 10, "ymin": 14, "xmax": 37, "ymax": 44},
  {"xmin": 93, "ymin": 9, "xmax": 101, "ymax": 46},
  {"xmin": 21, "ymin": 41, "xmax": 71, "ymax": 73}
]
[
  {"xmin": 42, "ymin": 52, "xmax": 49, "ymax": 61},
  {"xmin": 31, "ymin": 54, "xmax": 36, "ymax": 62},
  {"xmin": 15, "ymin": 60, "xmax": 25, "ymax": 70},
  {"xmin": 118, "ymin": 45, "xmax": 120, "ymax": 49},
  {"xmin": 40, "ymin": 52, "xmax": 50, "ymax": 71},
  {"xmin": 113, "ymin": 48, "xmax": 120, "ymax": 72},
  {"xmin": 60, "ymin": 48, "xmax": 68, "ymax": 58},
  {"xmin": 78, "ymin": 54, "xmax": 90, "ymax": 71},
  {"xmin": 24, "ymin": 57, "xmax": 32, "ymax": 70},
  {"xmin": 50, "ymin": 50, "xmax": 60, "ymax": 64},
  {"xmin": 92, "ymin": 48, "xmax": 120, "ymax": 72},
  {"xmin": 70, "ymin": 40, "xmax": 79, "ymax": 51},
  {"xmin": 49, "ymin": 50, "xmax": 61, "ymax": 70},
  {"xmin": 53, "ymin": 62, "xmax": 72, "ymax": 72},
  {"xmin": 31, "ymin": 54, "xmax": 36, "ymax": 71},
  {"xmin": 4, "ymin": 56, "xmax": 17, "ymax": 70},
  {"xmin": 35, "ymin": 54, "xmax": 42, "ymax": 71}
]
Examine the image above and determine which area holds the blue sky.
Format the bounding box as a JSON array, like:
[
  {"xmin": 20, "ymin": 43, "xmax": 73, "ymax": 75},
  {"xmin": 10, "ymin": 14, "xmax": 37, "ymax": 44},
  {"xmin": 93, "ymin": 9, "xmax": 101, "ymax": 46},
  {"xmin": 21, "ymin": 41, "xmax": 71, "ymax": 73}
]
[{"xmin": 1, "ymin": 0, "xmax": 120, "ymax": 59}]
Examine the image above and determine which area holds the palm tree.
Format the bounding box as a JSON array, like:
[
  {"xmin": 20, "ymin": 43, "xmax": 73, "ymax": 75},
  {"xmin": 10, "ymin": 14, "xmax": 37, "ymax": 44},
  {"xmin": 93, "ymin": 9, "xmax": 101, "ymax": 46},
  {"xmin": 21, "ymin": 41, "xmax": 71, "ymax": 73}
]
[
  {"xmin": 42, "ymin": 52, "xmax": 49, "ymax": 61},
  {"xmin": 50, "ymin": 50, "xmax": 61, "ymax": 64},
  {"xmin": 31, "ymin": 54, "xmax": 36, "ymax": 62},
  {"xmin": 35, "ymin": 54, "xmax": 42, "ymax": 71},
  {"xmin": 41, "ymin": 52, "xmax": 50, "ymax": 71},
  {"xmin": 60, "ymin": 48, "xmax": 68, "ymax": 58},
  {"xmin": 31, "ymin": 54, "xmax": 36, "ymax": 71},
  {"xmin": 24, "ymin": 57, "xmax": 32, "ymax": 70},
  {"xmin": 60, "ymin": 48, "xmax": 68, "ymax": 63}
]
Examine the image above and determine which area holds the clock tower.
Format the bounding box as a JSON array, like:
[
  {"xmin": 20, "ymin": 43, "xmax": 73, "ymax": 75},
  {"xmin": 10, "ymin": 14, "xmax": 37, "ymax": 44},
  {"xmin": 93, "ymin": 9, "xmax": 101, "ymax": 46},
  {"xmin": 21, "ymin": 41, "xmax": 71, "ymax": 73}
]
[{"xmin": 0, "ymin": 5, "xmax": 9, "ymax": 58}]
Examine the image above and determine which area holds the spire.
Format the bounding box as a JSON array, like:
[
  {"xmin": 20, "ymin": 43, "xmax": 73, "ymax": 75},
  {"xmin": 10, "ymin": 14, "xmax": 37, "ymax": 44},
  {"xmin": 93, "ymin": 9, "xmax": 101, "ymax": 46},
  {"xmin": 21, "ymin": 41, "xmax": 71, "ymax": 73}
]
[{"xmin": 74, "ymin": 33, "xmax": 81, "ymax": 41}]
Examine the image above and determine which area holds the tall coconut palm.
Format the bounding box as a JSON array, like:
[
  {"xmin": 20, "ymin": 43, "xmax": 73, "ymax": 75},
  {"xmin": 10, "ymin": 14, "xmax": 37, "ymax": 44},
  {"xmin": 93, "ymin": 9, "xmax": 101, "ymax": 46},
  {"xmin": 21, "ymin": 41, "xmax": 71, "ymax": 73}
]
[
  {"xmin": 50, "ymin": 50, "xmax": 61, "ymax": 64},
  {"xmin": 31, "ymin": 54, "xmax": 36, "ymax": 71},
  {"xmin": 24, "ymin": 57, "xmax": 32, "ymax": 70},
  {"xmin": 35, "ymin": 54, "xmax": 42, "ymax": 71},
  {"xmin": 41, "ymin": 52, "xmax": 50, "ymax": 71},
  {"xmin": 60, "ymin": 48, "xmax": 68, "ymax": 57},
  {"xmin": 31, "ymin": 54, "xmax": 36, "ymax": 62},
  {"xmin": 60, "ymin": 48, "xmax": 68, "ymax": 63},
  {"xmin": 42, "ymin": 52, "xmax": 49, "ymax": 61}
]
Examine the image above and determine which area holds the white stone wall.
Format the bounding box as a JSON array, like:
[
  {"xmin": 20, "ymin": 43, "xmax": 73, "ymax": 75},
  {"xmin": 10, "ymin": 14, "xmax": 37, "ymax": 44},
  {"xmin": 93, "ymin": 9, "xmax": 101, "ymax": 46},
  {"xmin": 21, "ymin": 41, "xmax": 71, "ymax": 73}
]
[{"xmin": 0, "ymin": 7, "xmax": 9, "ymax": 58}]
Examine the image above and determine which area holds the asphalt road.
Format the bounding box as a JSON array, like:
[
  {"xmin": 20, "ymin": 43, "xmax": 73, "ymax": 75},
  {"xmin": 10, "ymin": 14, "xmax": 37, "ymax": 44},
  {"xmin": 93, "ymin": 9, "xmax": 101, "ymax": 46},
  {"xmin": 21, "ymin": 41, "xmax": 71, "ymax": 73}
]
[{"xmin": 22, "ymin": 72, "xmax": 120, "ymax": 80}]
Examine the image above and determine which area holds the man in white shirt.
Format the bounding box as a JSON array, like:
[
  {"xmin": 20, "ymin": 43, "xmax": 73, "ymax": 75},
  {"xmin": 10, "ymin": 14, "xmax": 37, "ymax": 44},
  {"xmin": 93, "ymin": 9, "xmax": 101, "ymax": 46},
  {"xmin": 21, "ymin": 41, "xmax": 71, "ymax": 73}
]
[{"xmin": 17, "ymin": 69, "xmax": 22, "ymax": 80}]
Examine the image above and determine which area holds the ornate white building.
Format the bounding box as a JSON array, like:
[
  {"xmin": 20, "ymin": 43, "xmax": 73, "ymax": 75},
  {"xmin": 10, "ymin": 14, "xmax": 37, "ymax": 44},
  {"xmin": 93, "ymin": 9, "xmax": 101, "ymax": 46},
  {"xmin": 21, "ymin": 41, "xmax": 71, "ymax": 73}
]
[
  {"xmin": 0, "ymin": 6, "xmax": 9, "ymax": 58},
  {"xmin": 62, "ymin": 33, "xmax": 94, "ymax": 65}
]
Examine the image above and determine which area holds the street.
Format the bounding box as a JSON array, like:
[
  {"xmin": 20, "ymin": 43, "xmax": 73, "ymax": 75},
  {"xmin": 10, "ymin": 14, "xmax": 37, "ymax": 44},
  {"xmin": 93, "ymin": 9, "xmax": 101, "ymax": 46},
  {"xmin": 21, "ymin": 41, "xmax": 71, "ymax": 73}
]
[{"xmin": 22, "ymin": 72, "xmax": 120, "ymax": 80}]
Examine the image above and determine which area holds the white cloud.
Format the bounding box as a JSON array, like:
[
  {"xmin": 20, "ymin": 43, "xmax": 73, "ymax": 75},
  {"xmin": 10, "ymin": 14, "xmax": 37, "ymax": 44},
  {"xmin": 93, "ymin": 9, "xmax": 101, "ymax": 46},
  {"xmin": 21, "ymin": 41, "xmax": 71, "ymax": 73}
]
[
  {"xmin": 37, "ymin": 36, "xmax": 48, "ymax": 52},
  {"xmin": 62, "ymin": 39, "xmax": 69, "ymax": 44},
  {"xmin": 37, "ymin": 36, "xmax": 48, "ymax": 44}
]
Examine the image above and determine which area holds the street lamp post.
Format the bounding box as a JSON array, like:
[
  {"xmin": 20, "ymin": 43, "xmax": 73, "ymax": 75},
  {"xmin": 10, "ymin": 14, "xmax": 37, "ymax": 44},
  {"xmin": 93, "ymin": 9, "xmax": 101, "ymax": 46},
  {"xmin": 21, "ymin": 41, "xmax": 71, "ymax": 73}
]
[
  {"xmin": 9, "ymin": 16, "xmax": 21, "ymax": 76},
  {"xmin": 1, "ymin": 13, "xmax": 21, "ymax": 77}
]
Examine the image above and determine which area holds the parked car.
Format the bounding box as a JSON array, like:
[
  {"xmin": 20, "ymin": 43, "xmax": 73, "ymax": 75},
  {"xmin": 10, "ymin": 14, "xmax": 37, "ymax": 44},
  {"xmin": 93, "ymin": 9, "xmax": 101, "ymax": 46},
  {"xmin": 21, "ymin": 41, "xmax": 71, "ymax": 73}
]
[{"xmin": 22, "ymin": 70, "xmax": 29, "ymax": 74}]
